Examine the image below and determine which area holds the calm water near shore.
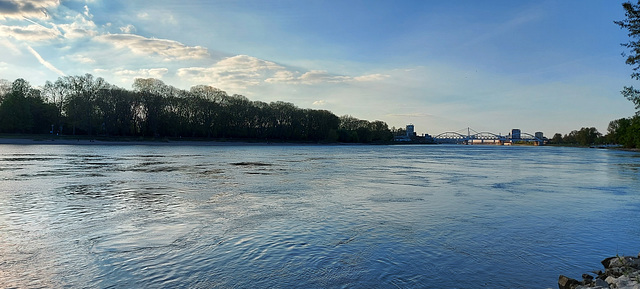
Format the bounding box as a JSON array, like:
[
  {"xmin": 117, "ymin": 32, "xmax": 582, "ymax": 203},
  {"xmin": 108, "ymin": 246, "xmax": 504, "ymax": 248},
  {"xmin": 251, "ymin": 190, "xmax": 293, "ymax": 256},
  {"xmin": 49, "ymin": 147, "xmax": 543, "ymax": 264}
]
[{"xmin": 1, "ymin": 144, "xmax": 639, "ymax": 288}]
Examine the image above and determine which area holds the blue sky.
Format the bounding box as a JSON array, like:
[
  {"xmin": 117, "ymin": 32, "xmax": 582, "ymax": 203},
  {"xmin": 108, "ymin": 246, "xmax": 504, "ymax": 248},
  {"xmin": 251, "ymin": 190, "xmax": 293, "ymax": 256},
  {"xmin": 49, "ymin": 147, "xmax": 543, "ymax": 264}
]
[{"xmin": 0, "ymin": 0, "xmax": 636, "ymax": 136}]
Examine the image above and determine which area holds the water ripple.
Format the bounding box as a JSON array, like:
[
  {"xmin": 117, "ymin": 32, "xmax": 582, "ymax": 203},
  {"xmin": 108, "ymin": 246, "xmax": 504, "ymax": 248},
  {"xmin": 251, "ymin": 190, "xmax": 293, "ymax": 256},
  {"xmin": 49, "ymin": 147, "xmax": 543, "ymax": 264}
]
[{"xmin": 1, "ymin": 145, "xmax": 639, "ymax": 288}]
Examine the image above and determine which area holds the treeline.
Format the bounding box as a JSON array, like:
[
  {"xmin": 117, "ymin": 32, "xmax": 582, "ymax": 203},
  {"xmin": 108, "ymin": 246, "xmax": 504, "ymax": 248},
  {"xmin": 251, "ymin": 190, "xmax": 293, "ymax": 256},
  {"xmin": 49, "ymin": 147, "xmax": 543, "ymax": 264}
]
[
  {"xmin": 547, "ymin": 116, "xmax": 640, "ymax": 148},
  {"xmin": 602, "ymin": 116, "xmax": 640, "ymax": 148},
  {"xmin": 548, "ymin": 127, "xmax": 604, "ymax": 146},
  {"xmin": 0, "ymin": 74, "xmax": 392, "ymax": 143}
]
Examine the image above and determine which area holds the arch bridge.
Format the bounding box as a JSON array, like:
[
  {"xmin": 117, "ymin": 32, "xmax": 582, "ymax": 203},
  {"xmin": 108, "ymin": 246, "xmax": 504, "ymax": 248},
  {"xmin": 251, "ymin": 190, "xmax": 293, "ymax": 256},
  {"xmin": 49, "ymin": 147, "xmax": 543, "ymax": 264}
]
[{"xmin": 432, "ymin": 128, "xmax": 544, "ymax": 145}]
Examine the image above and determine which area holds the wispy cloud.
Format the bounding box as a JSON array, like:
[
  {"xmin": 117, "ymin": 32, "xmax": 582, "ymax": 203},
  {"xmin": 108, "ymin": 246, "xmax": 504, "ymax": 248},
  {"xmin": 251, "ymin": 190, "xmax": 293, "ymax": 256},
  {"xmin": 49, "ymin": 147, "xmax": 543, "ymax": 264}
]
[
  {"xmin": 1, "ymin": 1, "xmax": 388, "ymax": 93},
  {"xmin": 177, "ymin": 55, "xmax": 390, "ymax": 90},
  {"xmin": 353, "ymin": 74, "xmax": 389, "ymax": 82},
  {"xmin": 82, "ymin": 5, "xmax": 92, "ymax": 19},
  {"xmin": 114, "ymin": 68, "xmax": 169, "ymax": 79},
  {"xmin": 94, "ymin": 34, "xmax": 209, "ymax": 61},
  {"xmin": 26, "ymin": 45, "xmax": 64, "ymax": 76},
  {"xmin": 0, "ymin": 39, "xmax": 21, "ymax": 54},
  {"xmin": 136, "ymin": 12, "xmax": 149, "ymax": 20},
  {"xmin": 461, "ymin": 3, "xmax": 545, "ymax": 49},
  {"xmin": 296, "ymin": 70, "xmax": 351, "ymax": 84},
  {"xmin": 0, "ymin": 6, "xmax": 96, "ymax": 42},
  {"xmin": 0, "ymin": 0, "xmax": 58, "ymax": 20},
  {"xmin": 0, "ymin": 24, "xmax": 60, "ymax": 41},
  {"xmin": 54, "ymin": 14, "xmax": 97, "ymax": 39},
  {"xmin": 119, "ymin": 24, "xmax": 136, "ymax": 33},
  {"xmin": 312, "ymin": 100, "xmax": 327, "ymax": 106},
  {"xmin": 66, "ymin": 54, "xmax": 95, "ymax": 64},
  {"xmin": 177, "ymin": 55, "xmax": 285, "ymax": 89},
  {"xmin": 267, "ymin": 69, "xmax": 389, "ymax": 84}
]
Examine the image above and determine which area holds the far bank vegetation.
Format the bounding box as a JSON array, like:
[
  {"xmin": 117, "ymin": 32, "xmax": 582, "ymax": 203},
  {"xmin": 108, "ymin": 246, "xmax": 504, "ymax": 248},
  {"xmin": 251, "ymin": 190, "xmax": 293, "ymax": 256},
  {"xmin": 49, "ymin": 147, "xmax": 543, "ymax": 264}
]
[
  {"xmin": 548, "ymin": 121, "xmax": 640, "ymax": 148},
  {"xmin": 0, "ymin": 75, "xmax": 393, "ymax": 143}
]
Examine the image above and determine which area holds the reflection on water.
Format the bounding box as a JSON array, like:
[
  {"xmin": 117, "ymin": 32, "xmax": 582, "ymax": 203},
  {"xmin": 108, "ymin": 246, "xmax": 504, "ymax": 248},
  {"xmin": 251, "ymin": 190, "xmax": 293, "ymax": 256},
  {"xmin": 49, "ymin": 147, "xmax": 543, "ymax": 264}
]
[{"xmin": 1, "ymin": 144, "xmax": 639, "ymax": 288}]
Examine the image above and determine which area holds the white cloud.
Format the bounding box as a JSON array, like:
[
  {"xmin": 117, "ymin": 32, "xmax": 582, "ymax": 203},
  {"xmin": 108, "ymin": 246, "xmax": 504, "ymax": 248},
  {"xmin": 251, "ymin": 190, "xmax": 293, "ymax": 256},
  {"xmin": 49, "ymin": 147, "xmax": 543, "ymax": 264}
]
[
  {"xmin": 353, "ymin": 73, "xmax": 389, "ymax": 82},
  {"xmin": 137, "ymin": 12, "xmax": 149, "ymax": 20},
  {"xmin": 94, "ymin": 33, "xmax": 209, "ymax": 61},
  {"xmin": 114, "ymin": 68, "xmax": 169, "ymax": 79},
  {"xmin": 0, "ymin": 39, "xmax": 21, "ymax": 54},
  {"xmin": 0, "ymin": 24, "xmax": 60, "ymax": 41},
  {"xmin": 0, "ymin": 9, "xmax": 98, "ymax": 42},
  {"xmin": 178, "ymin": 54, "xmax": 392, "ymax": 90},
  {"xmin": 177, "ymin": 55, "xmax": 285, "ymax": 89},
  {"xmin": 266, "ymin": 70, "xmax": 296, "ymax": 83},
  {"xmin": 135, "ymin": 10, "xmax": 177, "ymax": 25},
  {"xmin": 267, "ymin": 70, "xmax": 388, "ymax": 84},
  {"xmin": 83, "ymin": 5, "xmax": 92, "ymax": 19},
  {"xmin": 216, "ymin": 54, "xmax": 283, "ymax": 71},
  {"xmin": 26, "ymin": 45, "xmax": 65, "ymax": 76},
  {"xmin": 163, "ymin": 13, "xmax": 178, "ymax": 25},
  {"xmin": 66, "ymin": 54, "xmax": 95, "ymax": 64},
  {"xmin": 298, "ymin": 70, "xmax": 350, "ymax": 84},
  {"xmin": 92, "ymin": 68, "xmax": 108, "ymax": 75},
  {"xmin": 312, "ymin": 100, "xmax": 327, "ymax": 106},
  {"xmin": 54, "ymin": 14, "xmax": 97, "ymax": 39},
  {"xmin": 0, "ymin": 0, "xmax": 59, "ymax": 20},
  {"xmin": 119, "ymin": 24, "xmax": 136, "ymax": 33}
]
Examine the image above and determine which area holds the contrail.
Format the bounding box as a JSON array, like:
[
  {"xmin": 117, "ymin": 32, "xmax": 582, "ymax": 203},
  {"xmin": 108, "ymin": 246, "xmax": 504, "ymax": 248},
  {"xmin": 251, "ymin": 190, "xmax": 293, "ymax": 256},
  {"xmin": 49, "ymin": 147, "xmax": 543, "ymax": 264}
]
[
  {"xmin": 26, "ymin": 45, "xmax": 65, "ymax": 76},
  {"xmin": 23, "ymin": 17, "xmax": 47, "ymax": 28},
  {"xmin": 23, "ymin": 16, "xmax": 61, "ymax": 36}
]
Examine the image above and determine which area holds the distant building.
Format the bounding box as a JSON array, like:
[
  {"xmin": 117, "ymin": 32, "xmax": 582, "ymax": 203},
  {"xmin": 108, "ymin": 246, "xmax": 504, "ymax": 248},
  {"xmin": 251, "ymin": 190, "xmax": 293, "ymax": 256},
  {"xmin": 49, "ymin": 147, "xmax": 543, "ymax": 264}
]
[
  {"xmin": 535, "ymin": 132, "xmax": 544, "ymax": 140},
  {"xmin": 394, "ymin": 124, "xmax": 433, "ymax": 143},
  {"xmin": 406, "ymin": 124, "xmax": 415, "ymax": 137},
  {"xmin": 511, "ymin": 129, "xmax": 521, "ymax": 140}
]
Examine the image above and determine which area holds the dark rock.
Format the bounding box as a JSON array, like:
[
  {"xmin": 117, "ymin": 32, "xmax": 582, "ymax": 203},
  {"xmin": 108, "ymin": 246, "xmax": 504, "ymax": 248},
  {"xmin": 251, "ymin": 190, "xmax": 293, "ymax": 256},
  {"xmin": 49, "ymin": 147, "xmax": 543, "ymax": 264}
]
[
  {"xmin": 594, "ymin": 278, "xmax": 610, "ymax": 288},
  {"xmin": 559, "ymin": 275, "xmax": 581, "ymax": 289},
  {"xmin": 581, "ymin": 273, "xmax": 594, "ymax": 286},
  {"xmin": 601, "ymin": 255, "xmax": 640, "ymax": 269},
  {"xmin": 601, "ymin": 257, "xmax": 617, "ymax": 269},
  {"xmin": 593, "ymin": 270, "xmax": 603, "ymax": 276},
  {"xmin": 605, "ymin": 267, "xmax": 625, "ymax": 278}
]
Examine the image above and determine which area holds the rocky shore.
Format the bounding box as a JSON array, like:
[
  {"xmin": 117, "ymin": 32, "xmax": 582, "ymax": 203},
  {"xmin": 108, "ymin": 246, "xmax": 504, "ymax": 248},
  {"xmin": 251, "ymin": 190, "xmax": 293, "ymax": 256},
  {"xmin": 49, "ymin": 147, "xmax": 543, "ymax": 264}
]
[{"xmin": 559, "ymin": 254, "xmax": 640, "ymax": 289}]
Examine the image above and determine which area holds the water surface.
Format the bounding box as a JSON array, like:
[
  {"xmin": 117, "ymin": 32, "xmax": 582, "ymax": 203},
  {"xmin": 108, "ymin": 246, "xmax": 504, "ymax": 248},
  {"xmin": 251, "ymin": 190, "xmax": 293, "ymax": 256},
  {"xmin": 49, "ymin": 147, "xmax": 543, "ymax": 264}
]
[{"xmin": 1, "ymin": 144, "xmax": 639, "ymax": 288}]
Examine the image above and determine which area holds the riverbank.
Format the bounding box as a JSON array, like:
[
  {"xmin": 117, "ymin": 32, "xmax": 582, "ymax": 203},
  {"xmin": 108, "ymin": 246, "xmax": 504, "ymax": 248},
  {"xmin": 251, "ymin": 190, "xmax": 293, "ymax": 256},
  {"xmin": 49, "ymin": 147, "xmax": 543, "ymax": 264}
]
[
  {"xmin": 0, "ymin": 133, "xmax": 404, "ymax": 146},
  {"xmin": 0, "ymin": 137, "xmax": 251, "ymax": 146},
  {"xmin": 547, "ymin": 143, "xmax": 640, "ymax": 152},
  {"xmin": 0, "ymin": 134, "xmax": 385, "ymax": 146},
  {"xmin": 558, "ymin": 253, "xmax": 640, "ymax": 289},
  {"xmin": 0, "ymin": 135, "xmax": 318, "ymax": 146}
]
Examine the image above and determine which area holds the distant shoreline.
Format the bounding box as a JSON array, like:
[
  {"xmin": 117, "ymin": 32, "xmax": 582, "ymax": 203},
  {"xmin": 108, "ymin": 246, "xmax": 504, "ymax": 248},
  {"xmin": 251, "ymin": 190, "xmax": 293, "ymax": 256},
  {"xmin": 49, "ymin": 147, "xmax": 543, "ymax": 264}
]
[
  {"xmin": 0, "ymin": 135, "xmax": 363, "ymax": 146},
  {"xmin": 1, "ymin": 135, "xmax": 637, "ymax": 150},
  {"xmin": 0, "ymin": 138, "xmax": 260, "ymax": 146}
]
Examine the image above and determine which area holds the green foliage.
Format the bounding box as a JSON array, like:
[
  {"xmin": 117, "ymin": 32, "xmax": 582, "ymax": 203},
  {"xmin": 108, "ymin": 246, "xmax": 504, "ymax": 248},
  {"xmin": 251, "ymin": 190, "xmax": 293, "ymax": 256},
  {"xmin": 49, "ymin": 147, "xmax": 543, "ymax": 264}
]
[
  {"xmin": 0, "ymin": 79, "xmax": 58, "ymax": 134},
  {"xmin": 337, "ymin": 115, "xmax": 392, "ymax": 143},
  {"xmin": 549, "ymin": 133, "xmax": 563, "ymax": 144},
  {"xmin": 606, "ymin": 116, "xmax": 640, "ymax": 148},
  {"xmin": 553, "ymin": 119, "xmax": 640, "ymax": 149},
  {"xmin": 0, "ymin": 75, "xmax": 392, "ymax": 143},
  {"xmin": 609, "ymin": 2, "xmax": 640, "ymax": 147},
  {"xmin": 549, "ymin": 127, "xmax": 604, "ymax": 146},
  {"xmin": 616, "ymin": 1, "xmax": 640, "ymax": 82},
  {"xmin": 621, "ymin": 86, "xmax": 640, "ymax": 113}
]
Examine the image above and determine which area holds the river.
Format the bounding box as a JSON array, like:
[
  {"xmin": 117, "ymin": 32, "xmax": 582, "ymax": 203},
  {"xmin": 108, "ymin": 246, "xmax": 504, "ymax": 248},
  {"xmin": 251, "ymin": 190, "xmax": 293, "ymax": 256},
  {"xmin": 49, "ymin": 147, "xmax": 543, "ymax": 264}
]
[{"xmin": 1, "ymin": 144, "xmax": 639, "ymax": 288}]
